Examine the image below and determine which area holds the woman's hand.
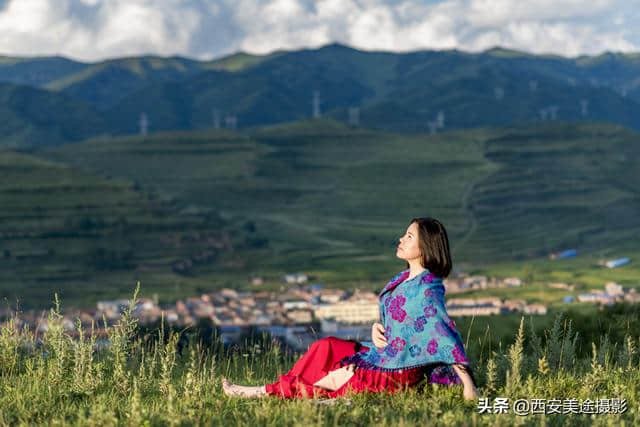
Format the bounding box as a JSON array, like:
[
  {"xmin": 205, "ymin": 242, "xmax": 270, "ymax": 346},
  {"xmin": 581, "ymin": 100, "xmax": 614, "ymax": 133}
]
[
  {"xmin": 452, "ymin": 364, "xmax": 479, "ymax": 401},
  {"xmin": 371, "ymin": 322, "xmax": 388, "ymax": 348}
]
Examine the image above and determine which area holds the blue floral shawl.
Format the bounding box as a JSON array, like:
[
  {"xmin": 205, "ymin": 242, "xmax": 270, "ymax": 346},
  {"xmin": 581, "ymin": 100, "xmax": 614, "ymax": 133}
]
[{"xmin": 340, "ymin": 268, "xmax": 470, "ymax": 372}]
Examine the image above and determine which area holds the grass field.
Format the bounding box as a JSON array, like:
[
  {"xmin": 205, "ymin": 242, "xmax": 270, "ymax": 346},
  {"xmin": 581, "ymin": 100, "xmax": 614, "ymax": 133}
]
[{"xmin": 0, "ymin": 292, "xmax": 638, "ymax": 426}]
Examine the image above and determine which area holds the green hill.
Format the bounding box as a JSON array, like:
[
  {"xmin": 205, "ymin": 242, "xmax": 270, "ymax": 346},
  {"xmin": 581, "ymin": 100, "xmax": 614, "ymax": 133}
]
[
  {"xmin": 0, "ymin": 82, "xmax": 108, "ymax": 149},
  {"xmin": 35, "ymin": 121, "xmax": 640, "ymax": 278},
  {"xmin": 0, "ymin": 148, "xmax": 251, "ymax": 309},
  {"xmin": 2, "ymin": 119, "xmax": 638, "ymax": 307},
  {"xmin": 467, "ymin": 123, "xmax": 640, "ymax": 259}
]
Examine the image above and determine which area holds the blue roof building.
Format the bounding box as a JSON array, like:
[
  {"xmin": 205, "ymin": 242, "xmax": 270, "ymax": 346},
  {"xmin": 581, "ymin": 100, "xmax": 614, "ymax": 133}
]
[
  {"xmin": 605, "ymin": 257, "xmax": 630, "ymax": 268},
  {"xmin": 550, "ymin": 249, "xmax": 577, "ymax": 259}
]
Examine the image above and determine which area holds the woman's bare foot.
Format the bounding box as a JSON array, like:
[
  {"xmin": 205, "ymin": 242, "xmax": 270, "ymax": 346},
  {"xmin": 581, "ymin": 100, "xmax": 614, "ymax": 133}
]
[{"xmin": 221, "ymin": 377, "xmax": 267, "ymax": 398}]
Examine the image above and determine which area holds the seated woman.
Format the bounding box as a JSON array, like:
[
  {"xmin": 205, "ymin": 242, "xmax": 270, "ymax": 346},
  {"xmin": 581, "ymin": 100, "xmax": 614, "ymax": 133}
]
[{"xmin": 222, "ymin": 217, "xmax": 479, "ymax": 400}]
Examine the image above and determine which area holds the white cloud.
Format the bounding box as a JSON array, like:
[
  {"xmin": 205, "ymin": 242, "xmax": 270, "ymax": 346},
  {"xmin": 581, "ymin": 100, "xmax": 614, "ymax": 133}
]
[{"xmin": 0, "ymin": 0, "xmax": 638, "ymax": 62}]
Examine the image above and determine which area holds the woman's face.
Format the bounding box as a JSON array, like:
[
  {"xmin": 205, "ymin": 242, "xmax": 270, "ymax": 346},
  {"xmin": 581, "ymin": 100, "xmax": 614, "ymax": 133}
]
[{"xmin": 396, "ymin": 222, "xmax": 422, "ymax": 263}]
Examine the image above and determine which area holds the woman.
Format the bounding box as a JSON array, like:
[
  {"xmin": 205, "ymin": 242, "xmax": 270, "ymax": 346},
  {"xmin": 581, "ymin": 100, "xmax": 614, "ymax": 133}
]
[{"xmin": 222, "ymin": 217, "xmax": 479, "ymax": 400}]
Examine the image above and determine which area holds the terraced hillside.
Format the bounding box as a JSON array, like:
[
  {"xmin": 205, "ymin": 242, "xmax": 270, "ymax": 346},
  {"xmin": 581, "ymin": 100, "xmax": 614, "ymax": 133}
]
[
  {"xmin": 468, "ymin": 123, "xmax": 640, "ymax": 260},
  {"xmin": 0, "ymin": 150, "xmax": 248, "ymax": 308},
  {"xmin": 34, "ymin": 122, "xmax": 490, "ymax": 286},
  {"xmin": 36, "ymin": 120, "xmax": 640, "ymax": 279}
]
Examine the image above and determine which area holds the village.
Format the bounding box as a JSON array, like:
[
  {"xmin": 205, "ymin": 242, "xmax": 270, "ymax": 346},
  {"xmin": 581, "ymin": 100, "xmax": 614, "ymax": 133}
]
[{"xmin": 3, "ymin": 270, "xmax": 638, "ymax": 351}]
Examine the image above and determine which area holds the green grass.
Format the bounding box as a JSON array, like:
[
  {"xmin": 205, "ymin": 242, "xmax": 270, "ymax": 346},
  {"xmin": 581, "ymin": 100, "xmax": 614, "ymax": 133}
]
[{"xmin": 0, "ymin": 292, "xmax": 638, "ymax": 425}]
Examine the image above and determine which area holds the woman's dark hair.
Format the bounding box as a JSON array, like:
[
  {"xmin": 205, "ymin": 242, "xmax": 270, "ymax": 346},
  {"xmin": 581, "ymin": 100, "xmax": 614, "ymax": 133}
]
[{"xmin": 404, "ymin": 217, "xmax": 452, "ymax": 278}]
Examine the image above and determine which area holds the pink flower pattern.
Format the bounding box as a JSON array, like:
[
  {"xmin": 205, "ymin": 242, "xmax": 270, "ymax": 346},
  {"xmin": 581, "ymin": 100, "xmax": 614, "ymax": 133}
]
[
  {"xmin": 360, "ymin": 269, "xmax": 469, "ymax": 370},
  {"xmin": 421, "ymin": 273, "xmax": 436, "ymax": 284},
  {"xmin": 426, "ymin": 338, "xmax": 438, "ymax": 355},
  {"xmin": 388, "ymin": 295, "xmax": 407, "ymax": 322},
  {"xmin": 452, "ymin": 345, "xmax": 468, "ymax": 363},
  {"xmin": 423, "ymin": 303, "xmax": 437, "ymax": 318},
  {"xmin": 391, "ymin": 337, "xmax": 407, "ymax": 351}
]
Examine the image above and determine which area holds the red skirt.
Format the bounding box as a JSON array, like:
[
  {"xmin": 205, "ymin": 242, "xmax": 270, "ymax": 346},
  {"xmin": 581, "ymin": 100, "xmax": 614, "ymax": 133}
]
[{"xmin": 265, "ymin": 336, "xmax": 462, "ymax": 399}]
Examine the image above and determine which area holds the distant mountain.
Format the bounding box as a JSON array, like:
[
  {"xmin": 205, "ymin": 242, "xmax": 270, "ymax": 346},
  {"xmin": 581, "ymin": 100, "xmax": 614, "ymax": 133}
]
[
  {"xmin": 0, "ymin": 52, "xmax": 283, "ymax": 110},
  {"xmin": 0, "ymin": 82, "xmax": 107, "ymax": 149},
  {"xmin": 103, "ymin": 51, "xmax": 376, "ymax": 134},
  {"xmin": 0, "ymin": 55, "xmax": 86, "ymax": 87},
  {"xmin": 357, "ymin": 50, "xmax": 640, "ymax": 131},
  {"xmin": 3, "ymin": 44, "xmax": 640, "ymax": 147},
  {"xmin": 102, "ymin": 44, "xmax": 640, "ymax": 134}
]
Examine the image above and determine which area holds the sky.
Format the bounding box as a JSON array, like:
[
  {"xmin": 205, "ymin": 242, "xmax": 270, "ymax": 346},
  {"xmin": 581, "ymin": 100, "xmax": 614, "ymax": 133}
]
[{"xmin": 1, "ymin": 0, "xmax": 639, "ymax": 63}]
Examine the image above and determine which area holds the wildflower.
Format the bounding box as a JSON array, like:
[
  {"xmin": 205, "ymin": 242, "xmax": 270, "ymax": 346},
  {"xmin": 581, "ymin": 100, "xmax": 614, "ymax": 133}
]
[
  {"xmin": 485, "ymin": 354, "xmax": 497, "ymax": 393},
  {"xmin": 538, "ymin": 354, "xmax": 550, "ymax": 376}
]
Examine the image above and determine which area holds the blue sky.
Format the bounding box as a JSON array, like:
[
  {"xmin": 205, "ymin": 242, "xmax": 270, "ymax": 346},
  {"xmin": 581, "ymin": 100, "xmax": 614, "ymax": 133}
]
[{"xmin": 1, "ymin": 0, "xmax": 639, "ymax": 62}]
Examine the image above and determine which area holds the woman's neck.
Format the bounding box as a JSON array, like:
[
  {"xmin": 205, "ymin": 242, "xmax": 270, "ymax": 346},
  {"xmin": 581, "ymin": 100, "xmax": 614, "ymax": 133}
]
[{"xmin": 406, "ymin": 260, "xmax": 426, "ymax": 280}]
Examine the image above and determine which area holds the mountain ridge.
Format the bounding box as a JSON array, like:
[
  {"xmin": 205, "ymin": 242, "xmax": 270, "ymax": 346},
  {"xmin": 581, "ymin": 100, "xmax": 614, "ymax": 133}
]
[{"xmin": 3, "ymin": 43, "xmax": 640, "ymax": 147}]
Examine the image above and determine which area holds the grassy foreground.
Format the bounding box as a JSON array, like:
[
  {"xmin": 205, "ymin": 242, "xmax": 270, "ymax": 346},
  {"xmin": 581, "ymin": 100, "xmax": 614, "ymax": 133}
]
[{"xmin": 0, "ymin": 292, "xmax": 638, "ymax": 426}]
